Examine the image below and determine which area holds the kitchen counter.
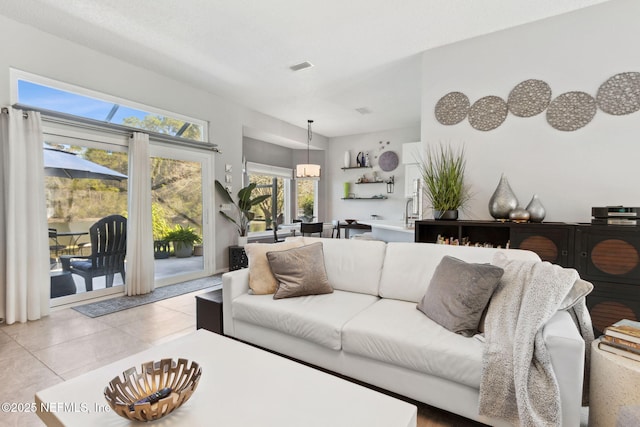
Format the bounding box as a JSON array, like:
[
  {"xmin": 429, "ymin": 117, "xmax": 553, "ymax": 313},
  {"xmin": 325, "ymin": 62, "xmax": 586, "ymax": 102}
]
[{"xmin": 358, "ymin": 220, "xmax": 416, "ymax": 242}]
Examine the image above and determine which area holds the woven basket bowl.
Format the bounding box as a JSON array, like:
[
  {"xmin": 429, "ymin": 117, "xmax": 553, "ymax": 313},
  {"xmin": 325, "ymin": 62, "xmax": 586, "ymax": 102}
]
[{"xmin": 104, "ymin": 358, "xmax": 202, "ymax": 422}]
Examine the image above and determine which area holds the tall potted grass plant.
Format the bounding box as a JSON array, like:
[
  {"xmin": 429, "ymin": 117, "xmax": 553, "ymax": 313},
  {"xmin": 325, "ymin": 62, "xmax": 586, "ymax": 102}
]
[{"xmin": 418, "ymin": 143, "xmax": 471, "ymax": 220}]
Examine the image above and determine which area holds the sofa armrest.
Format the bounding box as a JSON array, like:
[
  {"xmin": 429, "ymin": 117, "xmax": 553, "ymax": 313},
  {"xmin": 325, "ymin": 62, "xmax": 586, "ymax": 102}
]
[
  {"xmin": 542, "ymin": 310, "xmax": 585, "ymax": 427},
  {"xmin": 222, "ymin": 268, "xmax": 250, "ymax": 336}
]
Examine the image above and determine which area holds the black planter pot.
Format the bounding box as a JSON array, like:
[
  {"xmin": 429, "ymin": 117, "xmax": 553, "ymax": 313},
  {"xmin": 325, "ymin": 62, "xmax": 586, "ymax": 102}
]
[{"xmin": 433, "ymin": 209, "xmax": 459, "ymax": 220}]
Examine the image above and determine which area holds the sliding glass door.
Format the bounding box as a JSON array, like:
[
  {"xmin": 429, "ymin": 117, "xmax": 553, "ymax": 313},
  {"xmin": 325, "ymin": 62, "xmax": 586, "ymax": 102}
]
[
  {"xmin": 150, "ymin": 144, "xmax": 212, "ymax": 286},
  {"xmin": 45, "ymin": 134, "xmax": 129, "ymax": 306}
]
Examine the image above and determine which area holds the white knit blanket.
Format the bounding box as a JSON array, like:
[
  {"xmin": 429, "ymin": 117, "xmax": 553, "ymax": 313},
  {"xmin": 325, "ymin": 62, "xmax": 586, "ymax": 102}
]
[{"xmin": 478, "ymin": 254, "xmax": 594, "ymax": 427}]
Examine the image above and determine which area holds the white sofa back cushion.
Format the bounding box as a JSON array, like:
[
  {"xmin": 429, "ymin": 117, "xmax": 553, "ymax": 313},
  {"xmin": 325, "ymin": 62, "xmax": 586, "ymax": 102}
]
[
  {"xmin": 298, "ymin": 237, "xmax": 387, "ymax": 296},
  {"xmin": 379, "ymin": 243, "xmax": 540, "ymax": 303}
]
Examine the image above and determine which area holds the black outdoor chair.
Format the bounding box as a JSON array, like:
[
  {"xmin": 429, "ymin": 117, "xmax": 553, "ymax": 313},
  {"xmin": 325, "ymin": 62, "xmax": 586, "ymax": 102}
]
[
  {"xmin": 300, "ymin": 222, "xmax": 323, "ymax": 237},
  {"xmin": 48, "ymin": 228, "xmax": 66, "ymax": 267},
  {"xmin": 61, "ymin": 215, "xmax": 127, "ymax": 291}
]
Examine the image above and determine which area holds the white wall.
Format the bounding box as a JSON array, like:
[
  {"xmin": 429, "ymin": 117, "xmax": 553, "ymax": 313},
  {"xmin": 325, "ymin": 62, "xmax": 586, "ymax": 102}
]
[
  {"xmin": 327, "ymin": 126, "xmax": 421, "ymax": 222},
  {"xmin": 421, "ymin": 0, "xmax": 640, "ymax": 223},
  {"xmin": 0, "ymin": 14, "xmax": 312, "ymax": 271}
]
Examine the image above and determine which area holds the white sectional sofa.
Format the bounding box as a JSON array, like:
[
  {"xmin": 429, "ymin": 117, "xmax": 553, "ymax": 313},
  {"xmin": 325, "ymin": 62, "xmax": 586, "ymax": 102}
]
[{"xmin": 222, "ymin": 237, "xmax": 587, "ymax": 426}]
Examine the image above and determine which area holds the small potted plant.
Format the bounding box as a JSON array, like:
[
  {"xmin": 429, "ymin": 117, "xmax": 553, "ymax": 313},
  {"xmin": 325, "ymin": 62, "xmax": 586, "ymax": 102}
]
[
  {"xmin": 163, "ymin": 225, "xmax": 202, "ymax": 258},
  {"xmin": 215, "ymin": 180, "xmax": 270, "ymax": 245},
  {"xmin": 418, "ymin": 143, "xmax": 471, "ymax": 220}
]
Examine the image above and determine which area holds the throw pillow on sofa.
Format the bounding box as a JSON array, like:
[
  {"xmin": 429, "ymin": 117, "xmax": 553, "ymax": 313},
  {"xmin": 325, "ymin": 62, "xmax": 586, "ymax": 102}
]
[
  {"xmin": 417, "ymin": 255, "xmax": 504, "ymax": 337},
  {"xmin": 267, "ymin": 242, "xmax": 333, "ymax": 299},
  {"xmin": 245, "ymin": 238, "xmax": 305, "ymax": 294}
]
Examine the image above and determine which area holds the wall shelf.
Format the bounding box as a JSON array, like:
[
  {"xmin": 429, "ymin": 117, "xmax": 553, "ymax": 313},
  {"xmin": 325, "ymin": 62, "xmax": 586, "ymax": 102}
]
[
  {"xmin": 341, "ymin": 196, "xmax": 388, "ymax": 200},
  {"xmin": 354, "ymin": 181, "xmax": 384, "ymax": 185},
  {"xmin": 341, "ymin": 166, "xmax": 372, "ymax": 170}
]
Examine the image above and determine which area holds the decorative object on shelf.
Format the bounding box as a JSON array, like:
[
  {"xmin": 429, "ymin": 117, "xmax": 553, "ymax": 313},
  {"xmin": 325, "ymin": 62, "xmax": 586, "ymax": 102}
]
[
  {"xmin": 526, "ymin": 194, "xmax": 546, "ymax": 222},
  {"xmin": 468, "ymin": 95, "xmax": 508, "ymax": 131},
  {"xmin": 356, "ymin": 151, "xmax": 364, "ymax": 167},
  {"xmin": 508, "ymin": 79, "xmax": 552, "ymax": 117},
  {"xmin": 364, "ymin": 152, "xmax": 370, "ymax": 167},
  {"xmin": 418, "ymin": 143, "xmax": 470, "ymax": 221},
  {"xmin": 435, "ymin": 92, "xmax": 470, "ymax": 125},
  {"xmin": 386, "ymin": 175, "xmax": 395, "ymax": 193},
  {"xmin": 596, "ymin": 72, "xmax": 640, "ymax": 116},
  {"xmin": 345, "ymin": 219, "xmax": 357, "ymax": 224},
  {"xmin": 343, "ymin": 182, "xmax": 350, "ymax": 199},
  {"xmin": 343, "ymin": 150, "xmax": 351, "ymax": 168},
  {"xmin": 104, "ymin": 358, "xmax": 201, "ymax": 422},
  {"xmin": 215, "ymin": 180, "xmax": 270, "ymax": 238},
  {"xmin": 546, "ymin": 91, "xmax": 596, "ymax": 131},
  {"xmin": 296, "ymin": 119, "xmax": 321, "ymax": 179},
  {"xmin": 488, "ymin": 174, "xmax": 518, "ymax": 220},
  {"xmin": 378, "ymin": 150, "xmax": 399, "ymax": 172},
  {"xmin": 509, "ymin": 206, "xmax": 531, "ymax": 223},
  {"xmin": 433, "ymin": 210, "xmax": 459, "ymax": 220}
]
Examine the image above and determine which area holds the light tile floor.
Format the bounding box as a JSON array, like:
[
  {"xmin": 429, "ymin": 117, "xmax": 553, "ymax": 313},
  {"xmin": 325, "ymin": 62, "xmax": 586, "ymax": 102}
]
[
  {"xmin": 0, "ymin": 288, "xmax": 208, "ymax": 427},
  {"xmin": 0, "ymin": 288, "xmax": 585, "ymax": 427}
]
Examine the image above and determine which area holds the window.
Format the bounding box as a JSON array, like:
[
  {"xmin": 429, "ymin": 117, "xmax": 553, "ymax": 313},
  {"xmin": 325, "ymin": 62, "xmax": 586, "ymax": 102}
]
[
  {"xmin": 11, "ymin": 69, "xmax": 207, "ymax": 142},
  {"xmin": 245, "ymin": 162, "xmax": 292, "ymax": 233},
  {"xmin": 296, "ymin": 180, "xmax": 318, "ymax": 222}
]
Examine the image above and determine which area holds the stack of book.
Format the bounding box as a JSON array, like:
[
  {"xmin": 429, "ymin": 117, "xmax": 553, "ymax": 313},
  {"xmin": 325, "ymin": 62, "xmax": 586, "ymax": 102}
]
[{"xmin": 599, "ymin": 319, "xmax": 640, "ymax": 361}]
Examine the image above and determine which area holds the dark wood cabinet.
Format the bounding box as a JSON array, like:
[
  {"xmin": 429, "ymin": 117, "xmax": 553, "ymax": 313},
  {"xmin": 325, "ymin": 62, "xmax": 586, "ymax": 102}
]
[
  {"xmin": 415, "ymin": 220, "xmax": 640, "ymax": 334},
  {"xmin": 510, "ymin": 223, "xmax": 574, "ymax": 267},
  {"xmin": 575, "ymin": 225, "xmax": 640, "ymax": 334}
]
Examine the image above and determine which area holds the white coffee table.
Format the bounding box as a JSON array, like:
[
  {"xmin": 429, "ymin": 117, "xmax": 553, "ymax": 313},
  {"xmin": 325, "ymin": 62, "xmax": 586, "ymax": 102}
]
[{"xmin": 36, "ymin": 329, "xmax": 416, "ymax": 426}]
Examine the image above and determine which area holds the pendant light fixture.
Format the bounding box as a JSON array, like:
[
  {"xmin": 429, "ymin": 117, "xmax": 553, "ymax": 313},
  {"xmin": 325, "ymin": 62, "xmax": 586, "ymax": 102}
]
[{"xmin": 295, "ymin": 119, "xmax": 321, "ymax": 180}]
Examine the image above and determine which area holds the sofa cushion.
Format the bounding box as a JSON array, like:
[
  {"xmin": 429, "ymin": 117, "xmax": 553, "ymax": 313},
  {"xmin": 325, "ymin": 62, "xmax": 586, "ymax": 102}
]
[
  {"xmin": 245, "ymin": 238, "xmax": 305, "ymax": 294},
  {"xmin": 298, "ymin": 237, "xmax": 386, "ymax": 296},
  {"xmin": 416, "ymin": 256, "xmax": 504, "ymax": 337},
  {"xmin": 342, "ymin": 298, "xmax": 485, "ymax": 388},
  {"xmin": 232, "ymin": 290, "xmax": 379, "ymax": 350},
  {"xmin": 268, "ymin": 242, "xmax": 333, "ymax": 299},
  {"xmin": 379, "ymin": 243, "xmax": 540, "ymax": 303}
]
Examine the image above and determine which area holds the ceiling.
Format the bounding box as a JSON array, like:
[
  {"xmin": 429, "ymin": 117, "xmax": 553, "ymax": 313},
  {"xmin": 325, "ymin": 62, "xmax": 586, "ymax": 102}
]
[{"xmin": 0, "ymin": 0, "xmax": 610, "ymax": 138}]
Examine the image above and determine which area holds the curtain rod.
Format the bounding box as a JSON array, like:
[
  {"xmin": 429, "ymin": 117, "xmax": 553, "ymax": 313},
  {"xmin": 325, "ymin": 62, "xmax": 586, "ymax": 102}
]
[
  {"xmin": 11, "ymin": 103, "xmax": 221, "ymax": 153},
  {"xmin": 1, "ymin": 107, "xmax": 29, "ymax": 118}
]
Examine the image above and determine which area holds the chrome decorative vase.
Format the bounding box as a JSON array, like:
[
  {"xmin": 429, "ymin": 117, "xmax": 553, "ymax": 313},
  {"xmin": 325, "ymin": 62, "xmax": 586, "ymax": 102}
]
[
  {"xmin": 488, "ymin": 174, "xmax": 518, "ymax": 220},
  {"xmin": 509, "ymin": 206, "xmax": 530, "ymax": 223},
  {"xmin": 526, "ymin": 194, "xmax": 546, "ymax": 222}
]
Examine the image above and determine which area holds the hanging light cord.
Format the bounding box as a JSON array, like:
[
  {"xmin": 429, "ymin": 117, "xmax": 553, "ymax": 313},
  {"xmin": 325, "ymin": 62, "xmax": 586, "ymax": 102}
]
[{"xmin": 307, "ymin": 119, "xmax": 313, "ymax": 163}]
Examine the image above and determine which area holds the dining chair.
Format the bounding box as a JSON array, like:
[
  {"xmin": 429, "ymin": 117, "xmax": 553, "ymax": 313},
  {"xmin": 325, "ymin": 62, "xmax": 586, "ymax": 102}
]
[
  {"xmin": 273, "ymin": 226, "xmax": 284, "ymax": 243},
  {"xmin": 331, "ymin": 220, "xmax": 341, "ymax": 238},
  {"xmin": 300, "ymin": 222, "xmax": 323, "ymax": 237}
]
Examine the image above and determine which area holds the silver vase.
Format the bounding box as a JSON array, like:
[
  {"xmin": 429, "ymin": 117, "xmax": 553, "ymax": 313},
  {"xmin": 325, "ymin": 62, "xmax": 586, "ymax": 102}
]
[
  {"xmin": 488, "ymin": 174, "xmax": 518, "ymax": 220},
  {"xmin": 526, "ymin": 194, "xmax": 546, "ymax": 222}
]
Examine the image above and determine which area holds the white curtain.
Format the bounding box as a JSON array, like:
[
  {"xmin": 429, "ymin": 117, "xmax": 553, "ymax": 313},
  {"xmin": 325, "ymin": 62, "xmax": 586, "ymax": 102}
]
[
  {"xmin": 125, "ymin": 132, "xmax": 154, "ymax": 296},
  {"xmin": 0, "ymin": 108, "xmax": 49, "ymax": 324}
]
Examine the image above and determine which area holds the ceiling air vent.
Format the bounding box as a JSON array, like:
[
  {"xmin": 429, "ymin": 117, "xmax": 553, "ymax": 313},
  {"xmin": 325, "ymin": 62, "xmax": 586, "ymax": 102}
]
[
  {"xmin": 355, "ymin": 107, "xmax": 372, "ymax": 115},
  {"xmin": 289, "ymin": 61, "xmax": 314, "ymax": 72}
]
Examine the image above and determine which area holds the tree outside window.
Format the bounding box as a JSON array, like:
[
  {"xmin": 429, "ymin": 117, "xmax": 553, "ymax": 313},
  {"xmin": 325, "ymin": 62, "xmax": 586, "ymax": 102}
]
[{"xmin": 248, "ymin": 174, "xmax": 284, "ymax": 232}]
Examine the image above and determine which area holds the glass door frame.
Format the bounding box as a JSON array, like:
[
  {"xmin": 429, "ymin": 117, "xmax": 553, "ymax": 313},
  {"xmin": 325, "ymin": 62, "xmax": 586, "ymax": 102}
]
[
  {"xmin": 45, "ymin": 129, "xmax": 130, "ymax": 307},
  {"xmin": 149, "ymin": 142, "xmax": 214, "ymax": 287}
]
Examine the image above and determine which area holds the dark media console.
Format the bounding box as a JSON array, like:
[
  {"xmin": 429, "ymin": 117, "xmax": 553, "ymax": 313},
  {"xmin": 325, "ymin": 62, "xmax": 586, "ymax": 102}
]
[{"xmin": 415, "ymin": 220, "xmax": 640, "ymax": 335}]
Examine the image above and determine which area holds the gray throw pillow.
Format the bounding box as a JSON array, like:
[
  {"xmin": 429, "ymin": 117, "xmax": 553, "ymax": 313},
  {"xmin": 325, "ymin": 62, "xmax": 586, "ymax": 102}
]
[
  {"xmin": 267, "ymin": 242, "xmax": 333, "ymax": 300},
  {"xmin": 417, "ymin": 255, "xmax": 504, "ymax": 337}
]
